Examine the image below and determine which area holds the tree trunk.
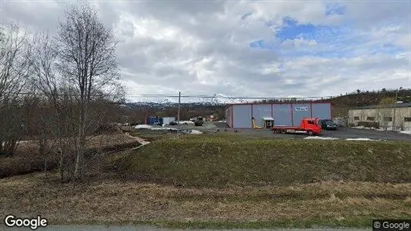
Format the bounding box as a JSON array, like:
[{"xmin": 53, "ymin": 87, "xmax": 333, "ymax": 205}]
[
  {"xmin": 74, "ymin": 137, "xmax": 81, "ymax": 180},
  {"xmin": 59, "ymin": 153, "xmax": 64, "ymax": 182},
  {"xmin": 74, "ymin": 105, "xmax": 86, "ymax": 180},
  {"xmin": 39, "ymin": 140, "xmax": 48, "ymax": 178},
  {"xmin": 57, "ymin": 144, "xmax": 64, "ymax": 182}
]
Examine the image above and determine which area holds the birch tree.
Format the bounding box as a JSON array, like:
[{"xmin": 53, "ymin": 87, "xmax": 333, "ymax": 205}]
[
  {"xmin": 0, "ymin": 24, "xmax": 31, "ymax": 156},
  {"xmin": 31, "ymin": 32, "xmax": 69, "ymax": 181},
  {"xmin": 55, "ymin": 3, "xmax": 121, "ymax": 180}
]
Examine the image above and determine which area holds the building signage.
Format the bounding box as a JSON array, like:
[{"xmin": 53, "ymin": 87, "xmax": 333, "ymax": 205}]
[{"xmin": 295, "ymin": 107, "xmax": 308, "ymax": 111}]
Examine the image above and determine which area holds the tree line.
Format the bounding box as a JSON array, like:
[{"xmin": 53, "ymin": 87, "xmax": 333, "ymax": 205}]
[{"xmin": 0, "ymin": 3, "xmax": 124, "ymax": 182}]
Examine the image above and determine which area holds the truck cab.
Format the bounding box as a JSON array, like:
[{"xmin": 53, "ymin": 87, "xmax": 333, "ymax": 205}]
[{"xmin": 300, "ymin": 118, "xmax": 322, "ymax": 135}]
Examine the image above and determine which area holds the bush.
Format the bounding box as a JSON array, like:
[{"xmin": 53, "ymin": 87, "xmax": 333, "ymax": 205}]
[
  {"xmin": 93, "ymin": 124, "xmax": 122, "ymax": 135},
  {"xmin": 0, "ymin": 153, "xmax": 58, "ymax": 178},
  {"xmin": 1, "ymin": 135, "xmax": 141, "ymax": 178}
]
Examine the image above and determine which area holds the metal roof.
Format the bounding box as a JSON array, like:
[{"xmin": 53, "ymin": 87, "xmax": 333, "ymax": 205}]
[{"xmin": 353, "ymin": 103, "xmax": 411, "ymax": 110}]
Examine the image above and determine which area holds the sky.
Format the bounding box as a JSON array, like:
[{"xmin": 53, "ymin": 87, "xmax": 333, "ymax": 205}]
[{"xmin": 1, "ymin": 0, "xmax": 410, "ymax": 101}]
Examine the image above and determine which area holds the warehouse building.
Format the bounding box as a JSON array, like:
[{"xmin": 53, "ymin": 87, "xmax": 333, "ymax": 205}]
[
  {"xmin": 225, "ymin": 102, "xmax": 332, "ymax": 128},
  {"xmin": 348, "ymin": 103, "xmax": 411, "ymax": 130}
]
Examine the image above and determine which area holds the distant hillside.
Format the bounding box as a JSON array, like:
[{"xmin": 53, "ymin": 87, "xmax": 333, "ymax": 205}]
[
  {"xmin": 252, "ymin": 88, "xmax": 411, "ymax": 118},
  {"xmin": 328, "ymin": 88, "xmax": 411, "ymax": 117}
]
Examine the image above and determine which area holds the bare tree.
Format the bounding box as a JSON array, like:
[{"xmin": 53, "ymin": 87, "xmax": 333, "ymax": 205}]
[
  {"xmin": 30, "ymin": 32, "xmax": 67, "ymax": 180},
  {"xmin": 0, "ymin": 24, "xmax": 31, "ymax": 100},
  {"xmin": 0, "ymin": 23, "xmax": 31, "ymax": 156},
  {"xmin": 55, "ymin": 3, "xmax": 122, "ymax": 180},
  {"xmin": 21, "ymin": 93, "xmax": 58, "ymax": 178}
]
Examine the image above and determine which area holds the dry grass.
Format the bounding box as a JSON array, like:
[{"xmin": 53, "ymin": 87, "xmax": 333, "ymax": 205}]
[
  {"xmin": 129, "ymin": 130, "xmax": 176, "ymax": 141},
  {"xmin": 0, "ymin": 134, "xmax": 142, "ymax": 178},
  {"xmin": 2, "ymin": 133, "xmax": 411, "ymax": 228},
  {"xmin": 1, "ymin": 173, "xmax": 410, "ymax": 228},
  {"xmin": 87, "ymin": 134, "xmax": 139, "ymax": 148}
]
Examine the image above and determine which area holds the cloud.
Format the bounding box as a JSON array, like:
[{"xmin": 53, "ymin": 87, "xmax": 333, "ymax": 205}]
[
  {"xmin": 282, "ymin": 36, "xmax": 318, "ymax": 50},
  {"xmin": 1, "ymin": 0, "xmax": 410, "ymax": 101}
]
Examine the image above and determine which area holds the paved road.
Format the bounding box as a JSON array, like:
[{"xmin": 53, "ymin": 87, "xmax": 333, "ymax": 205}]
[
  {"xmin": 212, "ymin": 122, "xmax": 411, "ymax": 141},
  {"xmin": 322, "ymin": 127, "xmax": 411, "ymax": 141},
  {"xmin": 4, "ymin": 225, "xmax": 372, "ymax": 231}
]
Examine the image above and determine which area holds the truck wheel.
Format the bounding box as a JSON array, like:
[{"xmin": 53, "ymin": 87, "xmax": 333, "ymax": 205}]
[{"xmin": 307, "ymin": 130, "xmax": 313, "ymax": 136}]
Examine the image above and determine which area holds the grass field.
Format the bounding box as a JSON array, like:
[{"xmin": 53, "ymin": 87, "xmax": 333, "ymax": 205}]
[
  {"xmin": 1, "ymin": 173, "xmax": 410, "ymax": 228},
  {"xmin": 120, "ymin": 134, "xmax": 411, "ymax": 187},
  {"xmin": 1, "ymin": 132, "xmax": 411, "ymax": 228}
]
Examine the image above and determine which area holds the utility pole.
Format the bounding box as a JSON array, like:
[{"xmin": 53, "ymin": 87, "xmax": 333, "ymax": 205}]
[
  {"xmin": 177, "ymin": 91, "xmax": 181, "ymax": 124},
  {"xmin": 392, "ymin": 87, "xmax": 401, "ymax": 131}
]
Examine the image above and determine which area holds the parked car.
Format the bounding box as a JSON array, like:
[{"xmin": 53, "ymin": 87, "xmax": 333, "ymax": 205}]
[
  {"xmin": 319, "ymin": 119, "xmax": 337, "ymax": 130},
  {"xmin": 194, "ymin": 116, "xmax": 204, "ymax": 126}
]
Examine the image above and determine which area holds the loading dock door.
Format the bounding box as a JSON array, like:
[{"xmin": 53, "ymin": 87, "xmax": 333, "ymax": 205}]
[
  {"xmin": 233, "ymin": 105, "xmax": 252, "ymax": 128},
  {"xmin": 273, "ymin": 104, "xmax": 292, "ymax": 126},
  {"xmin": 312, "ymin": 103, "xmax": 332, "ymax": 119}
]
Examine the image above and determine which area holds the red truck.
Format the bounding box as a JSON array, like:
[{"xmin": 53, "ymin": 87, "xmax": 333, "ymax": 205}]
[{"xmin": 272, "ymin": 118, "xmax": 322, "ymax": 136}]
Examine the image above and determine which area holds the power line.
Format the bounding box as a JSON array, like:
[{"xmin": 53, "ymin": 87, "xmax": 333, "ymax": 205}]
[
  {"xmin": 13, "ymin": 91, "xmax": 336, "ymax": 101},
  {"xmin": 132, "ymin": 94, "xmax": 335, "ymax": 100}
]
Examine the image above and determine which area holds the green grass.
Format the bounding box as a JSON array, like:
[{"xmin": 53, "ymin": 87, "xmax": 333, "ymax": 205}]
[{"xmin": 120, "ymin": 134, "xmax": 411, "ymax": 187}]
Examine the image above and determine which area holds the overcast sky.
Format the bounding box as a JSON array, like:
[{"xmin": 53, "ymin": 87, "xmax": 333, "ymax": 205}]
[{"xmin": 1, "ymin": 0, "xmax": 410, "ymax": 100}]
